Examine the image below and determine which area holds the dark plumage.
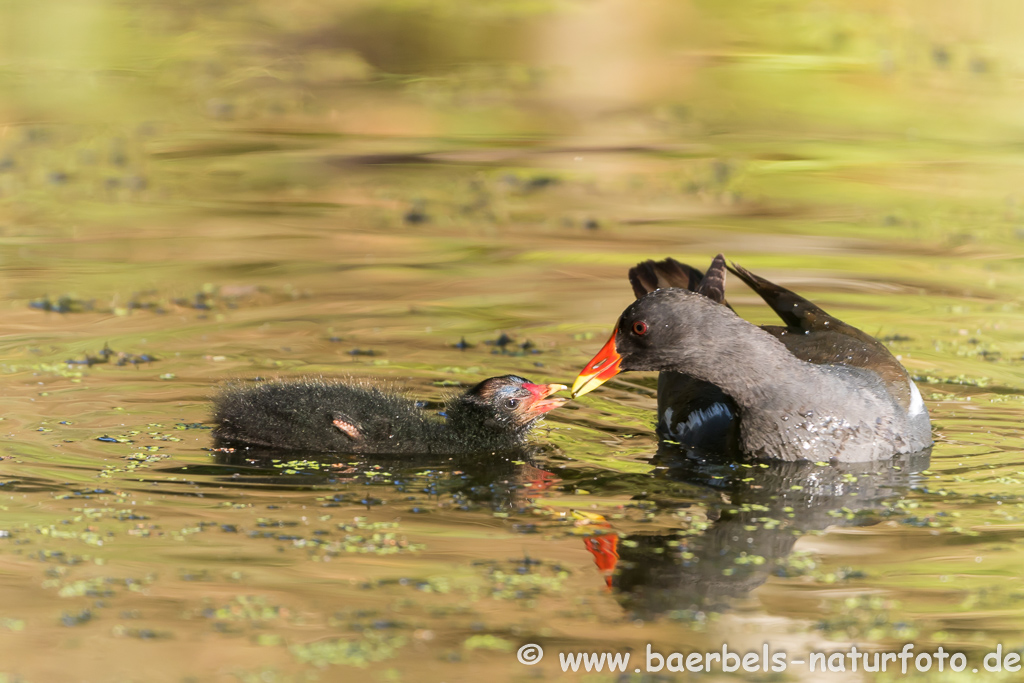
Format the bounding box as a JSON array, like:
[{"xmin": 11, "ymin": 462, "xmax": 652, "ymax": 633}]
[
  {"xmin": 572, "ymin": 255, "xmax": 932, "ymax": 462},
  {"xmin": 212, "ymin": 375, "xmax": 566, "ymax": 455},
  {"xmin": 630, "ymin": 255, "xmax": 739, "ymax": 453}
]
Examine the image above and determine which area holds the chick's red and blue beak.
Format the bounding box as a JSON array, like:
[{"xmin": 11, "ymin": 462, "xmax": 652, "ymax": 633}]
[
  {"xmin": 522, "ymin": 382, "xmax": 569, "ymax": 417},
  {"xmin": 571, "ymin": 327, "xmax": 622, "ymax": 398}
]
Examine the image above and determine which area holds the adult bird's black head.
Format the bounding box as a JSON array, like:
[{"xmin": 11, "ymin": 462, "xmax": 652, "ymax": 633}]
[{"xmin": 571, "ymin": 289, "xmax": 738, "ymax": 398}]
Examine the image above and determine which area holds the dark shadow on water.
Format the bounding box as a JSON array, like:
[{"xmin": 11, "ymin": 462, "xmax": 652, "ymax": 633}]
[
  {"xmin": 161, "ymin": 444, "xmax": 557, "ymax": 511},
  {"xmin": 612, "ymin": 445, "xmax": 932, "ymax": 620},
  {"xmin": 157, "ymin": 436, "xmax": 931, "ymax": 621}
]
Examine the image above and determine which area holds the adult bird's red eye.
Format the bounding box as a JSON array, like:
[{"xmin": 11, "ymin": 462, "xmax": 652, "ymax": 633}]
[{"xmin": 632, "ymin": 321, "xmax": 648, "ymax": 335}]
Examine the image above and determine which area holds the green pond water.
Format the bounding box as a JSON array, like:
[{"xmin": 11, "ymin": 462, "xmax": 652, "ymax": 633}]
[{"xmin": 3, "ymin": 1, "xmax": 1024, "ymax": 681}]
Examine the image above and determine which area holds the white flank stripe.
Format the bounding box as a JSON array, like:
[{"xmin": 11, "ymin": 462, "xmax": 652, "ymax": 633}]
[{"xmin": 908, "ymin": 380, "xmax": 925, "ymax": 416}]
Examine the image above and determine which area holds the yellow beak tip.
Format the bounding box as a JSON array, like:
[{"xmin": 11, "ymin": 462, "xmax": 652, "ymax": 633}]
[{"xmin": 570, "ymin": 376, "xmax": 600, "ymax": 399}]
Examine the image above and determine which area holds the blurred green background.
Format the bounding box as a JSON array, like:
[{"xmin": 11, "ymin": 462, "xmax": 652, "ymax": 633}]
[{"xmin": 3, "ymin": 2, "xmax": 1024, "ymax": 682}]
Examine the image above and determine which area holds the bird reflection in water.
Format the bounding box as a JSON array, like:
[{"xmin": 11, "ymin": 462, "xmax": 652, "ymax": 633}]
[
  {"xmin": 609, "ymin": 446, "xmax": 931, "ymax": 619},
  {"xmin": 208, "ymin": 439, "xmax": 927, "ymax": 620}
]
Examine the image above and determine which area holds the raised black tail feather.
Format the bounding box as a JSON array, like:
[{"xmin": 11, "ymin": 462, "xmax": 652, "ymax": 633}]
[
  {"xmin": 726, "ymin": 261, "xmax": 829, "ymax": 330},
  {"xmin": 630, "ymin": 256, "xmax": 732, "ymax": 310},
  {"xmin": 629, "ymin": 257, "xmax": 705, "ymax": 299},
  {"xmin": 694, "ymin": 253, "xmax": 727, "ymax": 304}
]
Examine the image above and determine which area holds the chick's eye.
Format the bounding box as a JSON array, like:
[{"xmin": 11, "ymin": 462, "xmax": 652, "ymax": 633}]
[
  {"xmin": 505, "ymin": 398, "xmax": 519, "ymax": 409},
  {"xmin": 632, "ymin": 321, "xmax": 648, "ymax": 335}
]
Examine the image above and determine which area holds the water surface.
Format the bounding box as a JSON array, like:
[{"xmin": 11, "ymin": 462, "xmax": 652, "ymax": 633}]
[{"xmin": 2, "ymin": 1, "xmax": 1024, "ymax": 681}]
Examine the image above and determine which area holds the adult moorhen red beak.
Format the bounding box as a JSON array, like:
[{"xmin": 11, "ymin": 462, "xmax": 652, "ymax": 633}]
[
  {"xmin": 571, "ymin": 256, "xmax": 931, "ymax": 462},
  {"xmin": 213, "ymin": 375, "xmax": 567, "ymax": 455}
]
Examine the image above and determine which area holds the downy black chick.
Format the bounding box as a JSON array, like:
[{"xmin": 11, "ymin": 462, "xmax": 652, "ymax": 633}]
[{"xmin": 212, "ymin": 375, "xmax": 567, "ymax": 455}]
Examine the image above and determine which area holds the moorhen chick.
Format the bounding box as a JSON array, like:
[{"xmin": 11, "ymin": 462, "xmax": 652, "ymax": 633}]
[
  {"xmin": 571, "ymin": 255, "xmax": 931, "ymax": 462},
  {"xmin": 213, "ymin": 375, "xmax": 567, "ymax": 455}
]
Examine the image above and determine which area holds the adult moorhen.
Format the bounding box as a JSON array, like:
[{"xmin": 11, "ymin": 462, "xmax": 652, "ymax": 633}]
[
  {"xmin": 571, "ymin": 255, "xmax": 931, "ymax": 462},
  {"xmin": 213, "ymin": 375, "xmax": 567, "ymax": 455}
]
